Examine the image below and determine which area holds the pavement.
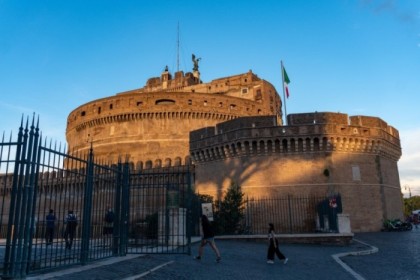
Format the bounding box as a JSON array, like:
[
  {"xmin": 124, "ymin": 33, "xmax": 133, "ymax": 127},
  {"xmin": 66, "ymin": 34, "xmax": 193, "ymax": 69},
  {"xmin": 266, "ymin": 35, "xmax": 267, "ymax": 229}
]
[{"xmin": 13, "ymin": 228, "xmax": 420, "ymax": 279}]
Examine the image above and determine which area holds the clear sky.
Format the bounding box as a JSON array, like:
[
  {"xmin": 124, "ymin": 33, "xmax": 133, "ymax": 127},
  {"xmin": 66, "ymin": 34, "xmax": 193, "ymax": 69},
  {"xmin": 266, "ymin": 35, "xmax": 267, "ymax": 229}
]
[{"xmin": 1, "ymin": 0, "xmax": 419, "ymax": 196}]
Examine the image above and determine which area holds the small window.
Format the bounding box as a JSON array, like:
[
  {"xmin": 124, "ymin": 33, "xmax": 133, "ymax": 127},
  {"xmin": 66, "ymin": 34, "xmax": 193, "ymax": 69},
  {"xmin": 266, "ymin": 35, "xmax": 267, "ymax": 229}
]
[
  {"xmin": 352, "ymin": 166, "xmax": 361, "ymax": 181},
  {"xmin": 109, "ymin": 104, "xmax": 113, "ymax": 109},
  {"xmin": 256, "ymin": 90, "xmax": 262, "ymax": 101},
  {"xmin": 219, "ymin": 102, "xmax": 223, "ymax": 107},
  {"xmin": 98, "ymin": 107, "xmax": 101, "ymax": 114},
  {"xmin": 188, "ymin": 100, "xmax": 192, "ymax": 105},
  {"xmin": 204, "ymin": 100, "xmax": 207, "ymax": 106},
  {"xmin": 155, "ymin": 99, "xmax": 175, "ymax": 105},
  {"xmin": 137, "ymin": 101, "xmax": 143, "ymax": 106},
  {"xmin": 230, "ymin": 104, "xmax": 237, "ymax": 110},
  {"xmin": 81, "ymin": 111, "xmax": 86, "ymax": 116},
  {"xmin": 242, "ymin": 88, "xmax": 248, "ymax": 94}
]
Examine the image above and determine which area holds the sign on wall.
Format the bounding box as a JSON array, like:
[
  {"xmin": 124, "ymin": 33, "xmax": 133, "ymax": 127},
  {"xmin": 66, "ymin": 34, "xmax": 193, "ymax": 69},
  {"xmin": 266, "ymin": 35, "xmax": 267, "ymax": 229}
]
[{"xmin": 201, "ymin": 203, "xmax": 213, "ymax": 221}]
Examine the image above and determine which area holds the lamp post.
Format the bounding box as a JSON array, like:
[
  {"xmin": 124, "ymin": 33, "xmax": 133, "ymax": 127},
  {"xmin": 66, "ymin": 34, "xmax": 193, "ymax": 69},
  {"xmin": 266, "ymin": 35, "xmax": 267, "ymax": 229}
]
[{"xmin": 404, "ymin": 185, "xmax": 412, "ymax": 215}]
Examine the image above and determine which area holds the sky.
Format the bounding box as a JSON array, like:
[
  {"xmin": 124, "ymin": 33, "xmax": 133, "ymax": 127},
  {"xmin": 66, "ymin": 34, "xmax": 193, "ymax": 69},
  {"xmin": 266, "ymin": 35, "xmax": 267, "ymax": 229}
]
[{"xmin": 0, "ymin": 0, "xmax": 419, "ymax": 196}]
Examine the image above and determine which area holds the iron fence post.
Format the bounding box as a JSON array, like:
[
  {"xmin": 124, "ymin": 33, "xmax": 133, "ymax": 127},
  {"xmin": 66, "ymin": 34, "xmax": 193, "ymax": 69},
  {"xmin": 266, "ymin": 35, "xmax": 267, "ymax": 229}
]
[
  {"xmin": 288, "ymin": 194, "xmax": 293, "ymax": 233},
  {"xmin": 119, "ymin": 161, "xmax": 130, "ymax": 256},
  {"xmin": 80, "ymin": 146, "xmax": 94, "ymax": 265},
  {"xmin": 22, "ymin": 117, "xmax": 40, "ymax": 276},
  {"xmin": 3, "ymin": 117, "xmax": 26, "ymax": 279},
  {"xmin": 113, "ymin": 161, "xmax": 123, "ymax": 256}
]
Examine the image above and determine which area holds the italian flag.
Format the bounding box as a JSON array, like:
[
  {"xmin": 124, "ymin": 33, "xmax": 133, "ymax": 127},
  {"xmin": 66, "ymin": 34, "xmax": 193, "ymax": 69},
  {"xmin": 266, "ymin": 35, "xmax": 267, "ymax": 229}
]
[{"xmin": 283, "ymin": 66, "xmax": 291, "ymax": 98}]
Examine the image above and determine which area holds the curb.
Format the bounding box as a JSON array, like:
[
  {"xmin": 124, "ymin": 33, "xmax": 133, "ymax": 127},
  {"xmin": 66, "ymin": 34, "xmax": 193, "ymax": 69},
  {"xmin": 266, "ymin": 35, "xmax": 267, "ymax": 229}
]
[{"xmin": 331, "ymin": 238, "xmax": 379, "ymax": 280}]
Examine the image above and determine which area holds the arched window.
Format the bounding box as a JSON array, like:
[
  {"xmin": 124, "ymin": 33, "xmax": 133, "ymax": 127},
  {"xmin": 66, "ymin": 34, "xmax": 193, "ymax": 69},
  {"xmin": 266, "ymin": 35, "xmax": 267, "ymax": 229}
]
[
  {"xmin": 313, "ymin": 138, "xmax": 320, "ymax": 151},
  {"xmin": 145, "ymin": 160, "xmax": 153, "ymax": 169},
  {"xmin": 282, "ymin": 139, "xmax": 288, "ymax": 152}
]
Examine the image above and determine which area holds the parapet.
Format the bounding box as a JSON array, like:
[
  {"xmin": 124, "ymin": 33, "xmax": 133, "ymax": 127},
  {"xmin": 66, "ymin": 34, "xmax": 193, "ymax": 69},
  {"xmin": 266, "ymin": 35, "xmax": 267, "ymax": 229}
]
[
  {"xmin": 190, "ymin": 112, "xmax": 402, "ymax": 162},
  {"xmin": 288, "ymin": 112, "xmax": 348, "ymax": 125},
  {"xmin": 190, "ymin": 116, "xmax": 278, "ymax": 142}
]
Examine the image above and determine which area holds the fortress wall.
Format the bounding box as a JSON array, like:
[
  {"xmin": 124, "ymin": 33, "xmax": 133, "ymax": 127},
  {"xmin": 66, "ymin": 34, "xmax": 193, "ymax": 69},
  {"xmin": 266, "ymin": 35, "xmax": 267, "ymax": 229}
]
[
  {"xmin": 190, "ymin": 113, "xmax": 403, "ymax": 232},
  {"xmin": 194, "ymin": 151, "xmax": 402, "ymax": 232},
  {"xmin": 66, "ymin": 70, "xmax": 282, "ymax": 168},
  {"xmin": 216, "ymin": 116, "xmax": 278, "ymax": 134},
  {"xmin": 66, "ymin": 80, "xmax": 281, "ymax": 166},
  {"xmin": 288, "ymin": 112, "xmax": 349, "ymax": 125},
  {"xmin": 67, "ymin": 92, "xmax": 276, "ymax": 134}
]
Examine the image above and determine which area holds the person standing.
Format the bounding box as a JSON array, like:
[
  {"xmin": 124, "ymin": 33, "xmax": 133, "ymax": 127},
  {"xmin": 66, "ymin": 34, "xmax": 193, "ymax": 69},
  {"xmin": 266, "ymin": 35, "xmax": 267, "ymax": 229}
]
[
  {"xmin": 63, "ymin": 210, "xmax": 78, "ymax": 250},
  {"xmin": 103, "ymin": 206, "xmax": 114, "ymax": 247},
  {"xmin": 194, "ymin": 214, "xmax": 221, "ymax": 263},
  {"xmin": 45, "ymin": 209, "xmax": 56, "ymax": 245},
  {"xmin": 267, "ymin": 223, "xmax": 288, "ymax": 264}
]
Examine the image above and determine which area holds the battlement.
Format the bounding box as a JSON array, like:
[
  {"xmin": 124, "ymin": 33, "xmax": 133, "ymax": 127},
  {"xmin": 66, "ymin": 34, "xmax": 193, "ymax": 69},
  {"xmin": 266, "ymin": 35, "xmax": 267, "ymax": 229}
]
[
  {"xmin": 190, "ymin": 113, "xmax": 401, "ymax": 162},
  {"xmin": 65, "ymin": 70, "xmax": 282, "ymax": 167}
]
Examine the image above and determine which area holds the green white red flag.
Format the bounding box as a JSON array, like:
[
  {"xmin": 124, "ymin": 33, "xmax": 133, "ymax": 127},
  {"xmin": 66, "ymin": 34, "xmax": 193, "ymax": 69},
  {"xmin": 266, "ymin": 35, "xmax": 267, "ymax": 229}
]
[{"xmin": 282, "ymin": 66, "xmax": 290, "ymax": 98}]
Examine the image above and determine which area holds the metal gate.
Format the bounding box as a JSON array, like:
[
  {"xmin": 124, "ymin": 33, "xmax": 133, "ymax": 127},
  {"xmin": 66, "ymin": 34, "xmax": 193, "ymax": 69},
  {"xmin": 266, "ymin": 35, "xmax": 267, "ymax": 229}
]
[
  {"xmin": 126, "ymin": 166, "xmax": 194, "ymax": 255},
  {"xmin": 0, "ymin": 117, "xmax": 128, "ymax": 279},
  {"xmin": 1, "ymin": 117, "xmax": 193, "ymax": 279}
]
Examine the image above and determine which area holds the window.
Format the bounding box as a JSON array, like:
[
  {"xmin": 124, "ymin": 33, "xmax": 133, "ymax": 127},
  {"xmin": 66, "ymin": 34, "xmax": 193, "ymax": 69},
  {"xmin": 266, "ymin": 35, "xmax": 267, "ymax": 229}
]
[
  {"xmin": 352, "ymin": 166, "xmax": 361, "ymax": 181},
  {"xmin": 188, "ymin": 100, "xmax": 192, "ymax": 105},
  {"xmin": 155, "ymin": 99, "xmax": 175, "ymax": 105},
  {"xmin": 109, "ymin": 104, "xmax": 113, "ymax": 109},
  {"xmin": 256, "ymin": 89, "xmax": 262, "ymax": 101},
  {"xmin": 137, "ymin": 101, "xmax": 143, "ymax": 106},
  {"xmin": 242, "ymin": 88, "xmax": 248, "ymax": 94},
  {"xmin": 81, "ymin": 111, "xmax": 86, "ymax": 116}
]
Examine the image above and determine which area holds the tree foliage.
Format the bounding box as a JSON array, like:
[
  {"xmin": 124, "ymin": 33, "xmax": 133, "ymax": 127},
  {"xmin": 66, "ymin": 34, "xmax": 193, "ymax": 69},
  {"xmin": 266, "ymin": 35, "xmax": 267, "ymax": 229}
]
[
  {"xmin": 403, "ymin": 196, "xmax": 420, "ymax": 217},
  {"xmin": 214, "ymin": 182, "xmax": 245, "ymax": 234}
]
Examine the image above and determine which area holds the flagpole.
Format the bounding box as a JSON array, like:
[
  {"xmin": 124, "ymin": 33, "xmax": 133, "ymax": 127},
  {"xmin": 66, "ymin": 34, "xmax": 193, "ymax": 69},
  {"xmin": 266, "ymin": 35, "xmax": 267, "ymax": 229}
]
[{"xmin": 281, "ymin": 60, "xmax": 288, "ymax": 125}]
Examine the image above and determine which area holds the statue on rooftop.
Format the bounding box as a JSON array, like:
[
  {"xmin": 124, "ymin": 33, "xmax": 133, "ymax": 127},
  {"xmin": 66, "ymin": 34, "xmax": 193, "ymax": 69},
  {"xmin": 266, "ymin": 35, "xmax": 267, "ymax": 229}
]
[{"xmin": 192, "ymin": 54, "xmax": 201, "ymax": 72}]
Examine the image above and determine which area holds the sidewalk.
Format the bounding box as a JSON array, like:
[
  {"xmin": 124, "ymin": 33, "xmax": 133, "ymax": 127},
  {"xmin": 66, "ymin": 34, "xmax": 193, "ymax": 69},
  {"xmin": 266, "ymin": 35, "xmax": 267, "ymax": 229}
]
[
  {"xmin": 17, "ymin": 230, "xmax": 420, "ymax": 279},
  {"xmin": 26, "ymin": 239, "xmax": 365, "ymax": 280}
]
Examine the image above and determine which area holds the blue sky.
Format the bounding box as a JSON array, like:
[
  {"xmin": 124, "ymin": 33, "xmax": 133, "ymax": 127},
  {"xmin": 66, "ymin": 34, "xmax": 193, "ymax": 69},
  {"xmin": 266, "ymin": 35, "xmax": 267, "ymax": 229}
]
[{"xmin": 1, "ymin": 0, "xmax": 419, "ymax": 196}]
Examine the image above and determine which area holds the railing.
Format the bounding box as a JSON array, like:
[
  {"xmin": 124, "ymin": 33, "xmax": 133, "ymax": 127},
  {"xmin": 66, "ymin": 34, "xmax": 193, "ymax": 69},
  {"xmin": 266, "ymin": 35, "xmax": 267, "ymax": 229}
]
[{"xmin": 211, "ymin": 195, "xmax": 342, "ymax": 235}]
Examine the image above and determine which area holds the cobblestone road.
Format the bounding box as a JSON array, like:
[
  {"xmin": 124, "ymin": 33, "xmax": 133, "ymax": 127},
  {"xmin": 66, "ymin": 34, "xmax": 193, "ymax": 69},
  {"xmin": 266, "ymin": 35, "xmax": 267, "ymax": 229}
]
[{"xmin": 24, "ymin": 228, "xmax": 420, "ymax": 280}]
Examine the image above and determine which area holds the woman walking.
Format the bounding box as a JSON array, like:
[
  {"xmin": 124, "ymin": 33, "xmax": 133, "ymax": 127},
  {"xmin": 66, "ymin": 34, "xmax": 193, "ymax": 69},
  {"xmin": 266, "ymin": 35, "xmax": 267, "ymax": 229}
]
[
  {"xmin": 267, "ymin": 223, "xmax": 288, "ymax": 264},
  {"xmin": 195, "ymin": 215, "xmax": 221, "ymax": 263}
]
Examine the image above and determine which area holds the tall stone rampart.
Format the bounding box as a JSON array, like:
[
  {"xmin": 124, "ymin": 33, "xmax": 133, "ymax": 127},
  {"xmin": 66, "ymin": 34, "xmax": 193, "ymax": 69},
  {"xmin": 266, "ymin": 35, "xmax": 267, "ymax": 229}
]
[
  {"xmin": 66, "ymin": 70, "xmax": 282, "ymax": 170},
  {"xmin": 190, "ymin": 112, "xmax": 403, "ymax": 232}
]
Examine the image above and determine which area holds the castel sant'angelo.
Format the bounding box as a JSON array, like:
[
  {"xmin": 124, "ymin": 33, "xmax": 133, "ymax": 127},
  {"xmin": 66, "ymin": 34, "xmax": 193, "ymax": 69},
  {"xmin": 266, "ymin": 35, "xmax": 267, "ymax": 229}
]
[{"xmin": 67, "ymin": 56, "xmax": 403, "ymax": 232}]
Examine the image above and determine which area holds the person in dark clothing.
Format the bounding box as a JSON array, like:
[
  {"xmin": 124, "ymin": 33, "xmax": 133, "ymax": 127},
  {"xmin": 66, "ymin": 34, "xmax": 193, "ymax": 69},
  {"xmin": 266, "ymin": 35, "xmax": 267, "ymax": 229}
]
[
  {"xmin": 194, "ymin": 214, "xmax": 221, "ymax": 262},
  {"xmin": 63, "ymin": 210, "xmax": 78, "ymax": 250},
  {"xmin": 45, "ymin": 209, "xmax": 56, "ymax": 245},
  {"xmin": 267, "ymin": 223, "xmax": 288, "ymax": 264},
  {"xmin": 103, "ymin": 206, "xmax": 114, "ymax": 247}
]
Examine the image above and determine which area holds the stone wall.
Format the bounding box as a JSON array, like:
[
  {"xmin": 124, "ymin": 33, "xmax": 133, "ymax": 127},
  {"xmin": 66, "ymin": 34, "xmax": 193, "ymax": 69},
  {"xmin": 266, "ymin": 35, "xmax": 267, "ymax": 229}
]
[
  {"xmin": 190, "ymin": 112, "xmax": 403, "ymax": 232},
  {"xmin": 66, "ymin": 71, "xmax": 281, "ymax": 168}
]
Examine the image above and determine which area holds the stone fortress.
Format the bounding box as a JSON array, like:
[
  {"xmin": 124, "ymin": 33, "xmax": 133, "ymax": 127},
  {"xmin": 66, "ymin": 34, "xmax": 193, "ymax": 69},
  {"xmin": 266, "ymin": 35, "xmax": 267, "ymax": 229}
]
[
  {"xmin": 66, "ymin": 61, "xmax": 281, "ymax": 168},
  {"xmin": 66, "ymin": 57, "xmax": 403, "ymax": 232}
]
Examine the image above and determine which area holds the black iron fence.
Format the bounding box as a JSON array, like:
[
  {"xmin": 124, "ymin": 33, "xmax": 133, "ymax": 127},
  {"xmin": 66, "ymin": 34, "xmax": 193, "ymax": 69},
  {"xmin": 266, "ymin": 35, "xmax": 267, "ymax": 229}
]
[
  {"xmin": 0, "ymin": 117, "xmax": 130, "ymax": 279},
  {"xmin": 127, "ymin": 166, "xmax": 194, "ymax": 255},
  {"xmin": 244, "ymin": 195, "xmax": 342, "ymax": 234},
  {"xmin": 207, "ymin": 195, "xmax": 342, "ymax": 236},
  {"xmin": 0, "ymin": 116, "xmax": 194, "ymax": 279}
]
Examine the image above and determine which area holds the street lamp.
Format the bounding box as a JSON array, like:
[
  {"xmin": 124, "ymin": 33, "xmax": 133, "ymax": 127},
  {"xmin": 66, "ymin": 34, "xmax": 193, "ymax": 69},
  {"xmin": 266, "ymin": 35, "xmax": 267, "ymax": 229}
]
[
  {"xmin": 404, "ymin": 185, "xmax": 413, "ymax": 215},
  {"xmin": 404, "ymin": 184, "xmax": 412, "ymax": 198}
]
